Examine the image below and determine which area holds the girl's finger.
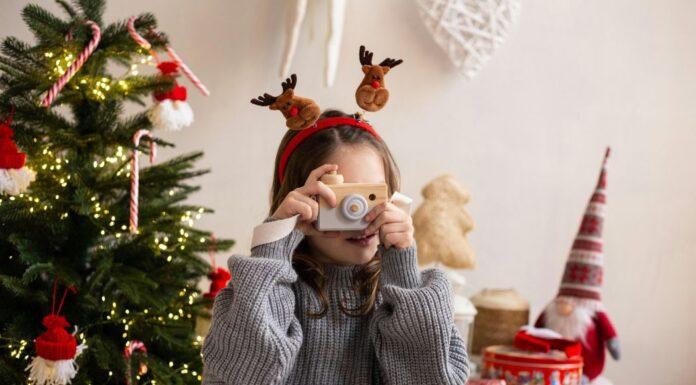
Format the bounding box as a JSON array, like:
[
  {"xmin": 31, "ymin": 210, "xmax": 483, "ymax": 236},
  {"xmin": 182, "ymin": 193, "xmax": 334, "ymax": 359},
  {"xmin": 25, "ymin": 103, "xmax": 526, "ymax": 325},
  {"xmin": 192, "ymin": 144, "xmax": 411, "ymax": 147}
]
[
  {"xmin": 363, "ymin": 202, "xmax": 387, "ymax": 223},
  {"xmin": 383, "ymin": 231, "xmax": 410, "ymax": 249},
  {"xmin": 363, "ymin": 209, "xmax": 401, "ymax": 235},
  {"xmin": 299, "ymin": 180, "xmax": 337, "ymax": 207},
  {"xmin": 305, "ymin": 163, "xmax": 339, "ymax": 185},
  {"xmin": 380, "ymin": 221, "xmax": 410, "ymax": 235},
  {"xmin": 291, "ymin": 191, "xmax": 319, "ymax": 221},
  {"xmin": 289, "ymin": 198, "xmax": 314, "ymax": 221}
]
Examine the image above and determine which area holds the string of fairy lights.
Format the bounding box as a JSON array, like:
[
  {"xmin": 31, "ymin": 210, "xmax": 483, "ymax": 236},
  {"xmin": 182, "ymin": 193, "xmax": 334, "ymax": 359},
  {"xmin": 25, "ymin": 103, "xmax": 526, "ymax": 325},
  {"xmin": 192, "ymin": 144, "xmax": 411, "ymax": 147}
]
[{"xmin": 0, "ymin": 44, "xmax": 212, "ymax": 384}]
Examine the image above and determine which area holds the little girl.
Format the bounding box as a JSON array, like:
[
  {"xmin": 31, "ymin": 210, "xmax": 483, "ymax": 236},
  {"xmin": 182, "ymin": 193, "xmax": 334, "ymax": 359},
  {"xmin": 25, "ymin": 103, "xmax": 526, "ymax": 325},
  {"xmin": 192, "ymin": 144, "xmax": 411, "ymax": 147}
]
[{"xmin": 201, "ymin": 109, "xmax": 470, "ymax": 384}]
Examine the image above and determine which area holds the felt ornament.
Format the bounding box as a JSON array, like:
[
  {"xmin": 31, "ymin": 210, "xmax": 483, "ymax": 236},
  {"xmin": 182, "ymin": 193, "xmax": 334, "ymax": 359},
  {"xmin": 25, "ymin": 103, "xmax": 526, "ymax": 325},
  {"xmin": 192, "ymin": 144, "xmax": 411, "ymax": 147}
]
[
  {"xmin": 147, "ymin": 61, "xmax": 194, "ymax": 131},
  {"xmin": 279, "ymin": 0, "xmax": 347, "ymax": 87},
  {"xmin": 0, "ymin": 109, "xmax": 36, "ymax": 195},
  {"xmin": 204, "ymin": 235, "xmax": 231, "ymax": 300},
  {"xmin": 413, "ymin": 174, "xmax": 475, "ymax": 269},
  {"xmin": 355, "ymin": 45, "xmax": 403, "ymax": 112},
  {"xmin": 415, "ymin": 0, "xmax": 520, "ymax": 79},
  {"xmin": 535, "ymin": 148, "xmax": 620, "ymax": 383},
  {"xmin": 26, "ymin": 283, "xmax": 86, "ymax": 385},
  {"xmin": 250, "ymin": 74, "xmax": 321, "ymax": 131}
]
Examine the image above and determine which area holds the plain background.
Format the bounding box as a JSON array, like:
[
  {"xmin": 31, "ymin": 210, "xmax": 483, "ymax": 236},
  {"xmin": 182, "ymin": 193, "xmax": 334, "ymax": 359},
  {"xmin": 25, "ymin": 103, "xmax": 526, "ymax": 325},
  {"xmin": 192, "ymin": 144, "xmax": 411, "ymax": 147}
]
[{"xmin": 1, "ymin": 0, "xmax": 695, "ymax": 384}]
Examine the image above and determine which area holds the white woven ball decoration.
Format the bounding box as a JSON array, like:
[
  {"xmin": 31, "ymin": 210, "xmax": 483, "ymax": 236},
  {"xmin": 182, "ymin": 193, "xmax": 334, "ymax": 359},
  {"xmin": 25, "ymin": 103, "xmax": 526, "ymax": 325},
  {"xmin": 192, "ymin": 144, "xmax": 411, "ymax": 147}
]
[{"xmin": 416, "ymin": 0, "xmax": 521, "ymax": 79}]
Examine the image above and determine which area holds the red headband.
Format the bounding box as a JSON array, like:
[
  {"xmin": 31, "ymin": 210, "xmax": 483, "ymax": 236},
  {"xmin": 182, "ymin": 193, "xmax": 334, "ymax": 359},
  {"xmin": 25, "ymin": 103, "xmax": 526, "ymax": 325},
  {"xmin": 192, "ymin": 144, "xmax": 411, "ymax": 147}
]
[{"xmin": 277, "ymin": 116, "xmax": 381, "ymax": 184}]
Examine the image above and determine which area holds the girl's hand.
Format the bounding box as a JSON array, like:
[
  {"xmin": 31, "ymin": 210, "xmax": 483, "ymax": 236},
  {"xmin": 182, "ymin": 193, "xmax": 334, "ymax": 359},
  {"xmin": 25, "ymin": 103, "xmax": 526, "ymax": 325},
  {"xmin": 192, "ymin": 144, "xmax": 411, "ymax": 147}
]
[
  {"xmin": 272, "ymin": 164, "xmax": 341, "ymax": 238},
  {"xmin": 361, "ymin": 201, "xmax": 414, "ymax": 249}
]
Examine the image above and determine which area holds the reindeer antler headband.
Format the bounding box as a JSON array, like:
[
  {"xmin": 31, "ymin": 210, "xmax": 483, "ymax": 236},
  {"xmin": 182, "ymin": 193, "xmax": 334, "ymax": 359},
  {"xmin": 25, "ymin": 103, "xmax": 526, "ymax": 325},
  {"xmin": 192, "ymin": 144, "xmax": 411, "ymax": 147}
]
[{"xmin": 250, "ymin": 45, "xmax": 403, "ymax": 184}]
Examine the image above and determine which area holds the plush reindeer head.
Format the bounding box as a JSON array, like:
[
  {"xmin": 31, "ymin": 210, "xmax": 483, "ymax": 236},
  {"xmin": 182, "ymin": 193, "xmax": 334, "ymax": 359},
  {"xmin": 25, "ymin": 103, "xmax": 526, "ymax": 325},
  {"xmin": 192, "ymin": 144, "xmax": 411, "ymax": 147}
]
[
  {"xmin": 250, "ymin": 74, "xmax": 321, "ymax": 130},
  {"xmin": 355, "ymin": 45, "xmax": 403, "ymax": 112}
]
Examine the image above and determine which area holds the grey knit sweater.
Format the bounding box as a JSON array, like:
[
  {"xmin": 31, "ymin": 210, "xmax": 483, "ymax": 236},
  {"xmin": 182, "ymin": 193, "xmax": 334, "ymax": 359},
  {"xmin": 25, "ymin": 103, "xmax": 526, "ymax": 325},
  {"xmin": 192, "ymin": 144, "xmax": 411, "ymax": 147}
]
[{"xmin": 201, "ymin": 217, "xmax": 470, "ymax": 385}]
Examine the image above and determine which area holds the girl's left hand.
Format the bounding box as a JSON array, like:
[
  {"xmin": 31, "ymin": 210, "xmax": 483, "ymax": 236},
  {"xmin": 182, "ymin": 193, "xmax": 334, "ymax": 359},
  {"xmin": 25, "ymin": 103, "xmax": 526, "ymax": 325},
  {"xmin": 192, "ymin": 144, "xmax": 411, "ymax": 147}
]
[{"xmin": 361, "ymin": 201, "xmax": 414, "ymax": 249}]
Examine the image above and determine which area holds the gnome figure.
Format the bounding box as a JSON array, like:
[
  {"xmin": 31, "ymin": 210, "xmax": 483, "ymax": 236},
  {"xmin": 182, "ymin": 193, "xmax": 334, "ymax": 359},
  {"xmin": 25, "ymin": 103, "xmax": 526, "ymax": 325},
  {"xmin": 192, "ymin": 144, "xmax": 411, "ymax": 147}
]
[
  {"xmin": 26, "ymin": 314, "xmax": 86, "ymax": 385},
  {"xmin": 0, "ymin": 109, "xmax": 36, "ymax": 195},
  {"xmin": 535, "ymin": 148, "xmax": 620, "ymax": 384},
  {"xmin": 147, "ymin": 61, "xmax": 194, "ymax": 131}
]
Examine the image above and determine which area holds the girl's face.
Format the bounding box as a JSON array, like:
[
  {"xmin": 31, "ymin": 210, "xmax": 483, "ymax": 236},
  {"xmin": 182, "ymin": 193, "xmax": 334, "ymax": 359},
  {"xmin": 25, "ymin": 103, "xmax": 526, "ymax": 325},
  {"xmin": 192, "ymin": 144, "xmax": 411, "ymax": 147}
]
[{"xmin": 306, "ymin": 144, "xmax": 386, "ymax": 266}]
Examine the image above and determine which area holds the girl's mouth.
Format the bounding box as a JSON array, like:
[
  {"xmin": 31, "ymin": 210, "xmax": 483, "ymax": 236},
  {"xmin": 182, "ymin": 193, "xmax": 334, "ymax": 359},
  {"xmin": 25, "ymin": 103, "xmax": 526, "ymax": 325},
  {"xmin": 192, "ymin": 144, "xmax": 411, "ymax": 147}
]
[{"xmin": 346, "ymin": 233, "xmax": 376, "ymax": 247}]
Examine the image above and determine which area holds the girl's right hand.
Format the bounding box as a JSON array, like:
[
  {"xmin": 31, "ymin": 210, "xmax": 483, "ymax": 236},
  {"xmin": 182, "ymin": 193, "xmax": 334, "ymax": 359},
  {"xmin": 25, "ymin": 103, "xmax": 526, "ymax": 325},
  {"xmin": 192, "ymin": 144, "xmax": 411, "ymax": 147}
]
[{"xmin": 272, "ymin": 164, "xmax": 341, "ymax": 237}]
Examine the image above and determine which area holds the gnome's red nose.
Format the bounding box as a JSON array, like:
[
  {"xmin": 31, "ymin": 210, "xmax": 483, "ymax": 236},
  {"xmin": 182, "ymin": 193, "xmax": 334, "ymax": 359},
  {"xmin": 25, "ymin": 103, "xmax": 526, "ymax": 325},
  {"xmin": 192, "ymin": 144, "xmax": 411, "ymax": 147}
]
[
  {"xmin": 290, "ymin": 106, "xmax": 299, "ymax": 117},
  {"xmin": 371, "ymin": 81, "xmax": 380, "ymax": 89}
]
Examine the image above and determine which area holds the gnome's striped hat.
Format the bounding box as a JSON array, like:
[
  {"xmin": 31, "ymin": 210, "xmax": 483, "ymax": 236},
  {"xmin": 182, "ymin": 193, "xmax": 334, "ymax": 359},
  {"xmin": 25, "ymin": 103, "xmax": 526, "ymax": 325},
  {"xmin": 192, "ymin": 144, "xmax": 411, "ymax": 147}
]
[{"xmin": 558, "ymin": 148, "xmax": 610, "ymax": 301}]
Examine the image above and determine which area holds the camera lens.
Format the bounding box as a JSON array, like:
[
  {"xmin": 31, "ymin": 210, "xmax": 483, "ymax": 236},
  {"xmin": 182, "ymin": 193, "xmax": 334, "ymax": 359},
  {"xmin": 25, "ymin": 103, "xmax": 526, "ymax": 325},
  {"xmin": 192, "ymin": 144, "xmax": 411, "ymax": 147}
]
[{"xmin": 341, "ymin": 194, "xmax": 369, "ymax": 220}]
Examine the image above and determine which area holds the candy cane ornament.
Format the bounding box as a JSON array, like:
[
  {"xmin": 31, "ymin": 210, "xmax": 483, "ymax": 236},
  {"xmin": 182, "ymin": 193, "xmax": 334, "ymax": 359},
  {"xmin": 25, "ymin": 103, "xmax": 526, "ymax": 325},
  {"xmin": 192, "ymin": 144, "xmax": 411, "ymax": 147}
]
[
  {"xmin": 129, "ymin": 129, "xmax": 156, "ymax": 233},
  {"xmin": 41, "ymin": 20, "xmax": 101, "ymax": 107},
  {"xmin": 127, "ymin": 16, "xmax": 209, "ymax": 96},
  {"xmin": 123, "ymin": 340, "xmax": 148, "ymax": 385}
]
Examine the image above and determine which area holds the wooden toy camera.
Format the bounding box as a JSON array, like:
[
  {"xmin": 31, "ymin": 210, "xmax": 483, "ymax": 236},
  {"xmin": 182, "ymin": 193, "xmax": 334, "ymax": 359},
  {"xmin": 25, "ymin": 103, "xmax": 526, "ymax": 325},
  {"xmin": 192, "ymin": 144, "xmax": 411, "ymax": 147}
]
[{"xmin": 316, "ymin": 171, "xmax": 388, "ymax": 231}]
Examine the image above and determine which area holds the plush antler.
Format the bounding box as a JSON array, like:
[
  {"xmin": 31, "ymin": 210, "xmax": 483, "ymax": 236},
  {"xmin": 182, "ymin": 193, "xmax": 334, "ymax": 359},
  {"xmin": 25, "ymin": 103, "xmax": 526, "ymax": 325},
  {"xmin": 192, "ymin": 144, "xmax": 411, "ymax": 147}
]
[
  {"xmin": 359, "ymin": 45, "xmax": 374, "ymax": 66},
  {"xmin": 250, "ymin": 93, "xmax": 277, "ymax": 107},
  {"xmin": 281, "ymin": 74, "xmax": 297, "ymax": 92},
  {"xmin": 379, "ymin": 58, "xmax": 403, "ymax": 68},
  {"xmin": 250, "ymin": 73, "xmax": 320, "ymax": 131},
  {"xmin": 355, "ymin": 45, "xmax": 403, "ymax": 112}
]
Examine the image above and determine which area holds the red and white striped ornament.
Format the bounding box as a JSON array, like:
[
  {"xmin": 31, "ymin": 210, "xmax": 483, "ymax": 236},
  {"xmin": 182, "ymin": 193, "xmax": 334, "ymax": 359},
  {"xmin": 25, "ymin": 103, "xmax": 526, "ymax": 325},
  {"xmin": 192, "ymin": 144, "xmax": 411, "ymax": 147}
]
[
  {"xmin": 129, "ymin": 129, "xmax": 156, "ymax": 234},
  {"xmin": 123, "ymin": 340, "xmax": 148, "ymax": 385},
  {"xmin": 41, "ymin": 21, "xmax": 101, "ymax": 108}
]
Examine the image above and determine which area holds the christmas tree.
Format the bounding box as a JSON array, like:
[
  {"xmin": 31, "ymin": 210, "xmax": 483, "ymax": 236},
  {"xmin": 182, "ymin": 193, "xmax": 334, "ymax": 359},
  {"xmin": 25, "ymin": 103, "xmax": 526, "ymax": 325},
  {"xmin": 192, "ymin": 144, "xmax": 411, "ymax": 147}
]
[{"xmin": 0, "ymin": 1, "xmax": 233, "ymax": 384}]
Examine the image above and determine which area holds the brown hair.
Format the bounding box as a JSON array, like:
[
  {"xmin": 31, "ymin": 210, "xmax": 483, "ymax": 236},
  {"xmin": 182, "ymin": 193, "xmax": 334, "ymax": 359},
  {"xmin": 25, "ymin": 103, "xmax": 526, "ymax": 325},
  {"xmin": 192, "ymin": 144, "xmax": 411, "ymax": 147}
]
[{"xmin": 269, "ymin": 109, "xmax": 401, "ymax": 318}]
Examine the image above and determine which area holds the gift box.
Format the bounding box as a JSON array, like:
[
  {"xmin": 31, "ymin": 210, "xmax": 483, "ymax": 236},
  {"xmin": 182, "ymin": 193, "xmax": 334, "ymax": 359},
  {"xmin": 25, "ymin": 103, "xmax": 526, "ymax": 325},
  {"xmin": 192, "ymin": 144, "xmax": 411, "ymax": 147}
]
[{"xmin": 482, "ymin": 345, "xmax": 583, "ymax": 385}]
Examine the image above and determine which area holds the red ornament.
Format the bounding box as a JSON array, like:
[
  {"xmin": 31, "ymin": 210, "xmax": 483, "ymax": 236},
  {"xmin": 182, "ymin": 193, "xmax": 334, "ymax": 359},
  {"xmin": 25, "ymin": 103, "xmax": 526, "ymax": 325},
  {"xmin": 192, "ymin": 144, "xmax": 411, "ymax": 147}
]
[
  {"xmin": 0, "ymin": 110, "xmax": 26, "ymax": 169},
  {"xmin": 204, "ymin": 267, "xmax": 231, "ymax": 299}
]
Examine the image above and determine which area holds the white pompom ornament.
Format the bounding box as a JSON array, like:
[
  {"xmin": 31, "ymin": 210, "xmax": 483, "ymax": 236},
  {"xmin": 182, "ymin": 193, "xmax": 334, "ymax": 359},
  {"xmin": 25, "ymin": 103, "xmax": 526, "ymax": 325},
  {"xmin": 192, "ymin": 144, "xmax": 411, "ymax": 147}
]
[
  {"xmin": 0, "ymin": 109, "xmax": 35, "ymax": 195},
  {"xmin": 147, "ymin": 61, "xmax": 194, "ymax": 131}
]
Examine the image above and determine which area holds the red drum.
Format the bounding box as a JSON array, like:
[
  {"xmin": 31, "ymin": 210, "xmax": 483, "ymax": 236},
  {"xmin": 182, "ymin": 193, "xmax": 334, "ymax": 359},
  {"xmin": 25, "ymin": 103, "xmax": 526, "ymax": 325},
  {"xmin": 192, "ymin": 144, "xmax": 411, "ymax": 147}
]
[{"xmin": 482, "ymin": 345, "xmax": 583, "ymax": 385}]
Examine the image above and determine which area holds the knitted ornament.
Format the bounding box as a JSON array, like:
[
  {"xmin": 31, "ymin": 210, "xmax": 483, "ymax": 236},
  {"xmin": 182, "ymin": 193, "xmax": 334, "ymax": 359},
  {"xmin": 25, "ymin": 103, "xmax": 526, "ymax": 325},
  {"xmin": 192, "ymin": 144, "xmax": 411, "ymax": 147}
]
[
  {"xmin": 204, "ymin": 267, "xmax": 231, "ymax": 299},
  {"xmin": 26, "ymin": 284, "xmax": 86, "ymax": 385},
  {"xmin": 557, "ymin": 148, "xmax": 610, "ymax": 302},
  {"xmin": 147, "ymin": 61, "xmax": 194, "ymax": 131},
  {"xmin": 0, "ymin": 109, "xmax": 36, "ymax": 195}
]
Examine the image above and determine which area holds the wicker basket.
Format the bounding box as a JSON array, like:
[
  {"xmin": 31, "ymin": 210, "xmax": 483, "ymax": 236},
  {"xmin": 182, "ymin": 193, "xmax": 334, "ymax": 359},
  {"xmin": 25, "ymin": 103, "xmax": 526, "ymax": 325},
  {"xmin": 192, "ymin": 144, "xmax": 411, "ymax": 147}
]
[{"xmin": 470, "ymin": 289, "xmax": 529, "ymax": 355}]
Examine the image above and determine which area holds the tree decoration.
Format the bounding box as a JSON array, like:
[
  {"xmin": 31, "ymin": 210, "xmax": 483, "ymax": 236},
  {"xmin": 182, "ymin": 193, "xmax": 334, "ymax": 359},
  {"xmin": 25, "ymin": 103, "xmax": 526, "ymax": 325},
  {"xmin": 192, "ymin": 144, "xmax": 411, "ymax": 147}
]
[
  {"xmin": 129, "ymin": 129, "xmax": 156, "ymax": 234},
  {"xmin": 415, "ymin": 0, "xmax": 521, "ymax": 79},
  {"xmin": 41, "ymin": 21, "xmax": 101, "ymax": 107},
  {"xmin": 0, "ymin": 108, "xmax": 36, "ymax": 195},
  {"xmin": 147, "ymin": 61, "xmax": 194, "ymax": 131},
  {"xmin": 123, "ymin": 340, "xmax": 148, "ymax": 385},
  {"xmin": 26, "ymin": 281, "xmax": 86, "ymax": 385},
  {"xmin": 127, "ymin": 16, "xmax": 208, "ymax": 131}
]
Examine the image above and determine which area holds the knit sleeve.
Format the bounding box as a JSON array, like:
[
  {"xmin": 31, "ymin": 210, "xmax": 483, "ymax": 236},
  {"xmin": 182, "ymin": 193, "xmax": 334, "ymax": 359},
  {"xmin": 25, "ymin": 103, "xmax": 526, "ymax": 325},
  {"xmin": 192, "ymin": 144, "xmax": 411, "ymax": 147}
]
[
  {"xmin": 369, "ymin": 242, "xmax": 470, "ymax": 385},
  {"xmin": 202, "ymin": 216, "xmax": 304, "ymax": 385}
]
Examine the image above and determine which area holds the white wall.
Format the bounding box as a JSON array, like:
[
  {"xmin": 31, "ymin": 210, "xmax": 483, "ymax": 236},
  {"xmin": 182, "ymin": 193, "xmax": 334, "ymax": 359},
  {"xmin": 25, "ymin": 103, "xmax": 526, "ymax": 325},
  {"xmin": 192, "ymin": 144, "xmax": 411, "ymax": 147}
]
[{"xmin": 2, "ymin": 1, "xmax": 694, "ymax": 384}]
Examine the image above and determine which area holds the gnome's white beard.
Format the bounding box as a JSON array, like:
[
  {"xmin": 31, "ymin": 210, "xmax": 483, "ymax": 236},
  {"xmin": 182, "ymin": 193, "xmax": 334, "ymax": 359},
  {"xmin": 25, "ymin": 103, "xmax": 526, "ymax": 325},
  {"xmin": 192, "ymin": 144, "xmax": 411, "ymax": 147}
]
[
  {"xmin": 26, "ymin": 343, "xmax": 86, "ymax": 385},
  {"xmin": 148, "ymin": 100, "xmax": 194, "ymax": 131},
  {"xmin": 0, "ymin": 167, "xmax": 36, "ymax": 195},
  {"xmin": 543, "ymin": 300, "xmax": 595, "ymax": 344}
]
